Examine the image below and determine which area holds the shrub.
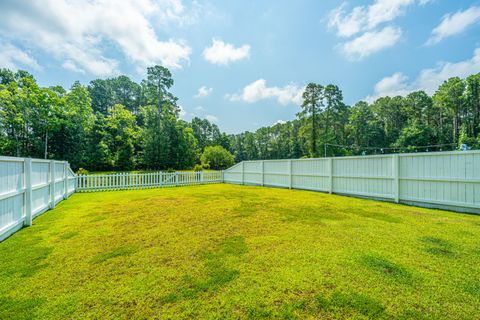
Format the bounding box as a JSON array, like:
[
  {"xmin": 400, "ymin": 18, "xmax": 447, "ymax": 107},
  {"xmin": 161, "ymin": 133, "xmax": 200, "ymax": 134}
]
[
  {"xmin": 193, "ymin": 164, "xmax": 203, "ymax": 172},
  {"xmin": 76, "ymin": 168, "xmax": 89, "ymax": 175},
  {"xmin": 166, "ymin": 168, "xmax": 176, "ymax": 173},
  {"xmin": 200, "ymin": 146, "xmax": 235, "ymax": 170}
]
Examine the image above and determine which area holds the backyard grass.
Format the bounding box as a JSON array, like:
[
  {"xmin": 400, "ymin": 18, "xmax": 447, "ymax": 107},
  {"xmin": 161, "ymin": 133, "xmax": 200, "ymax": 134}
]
[{"xmin": 0, "ymin": 184, "xmax": 479, "ymax": 319}]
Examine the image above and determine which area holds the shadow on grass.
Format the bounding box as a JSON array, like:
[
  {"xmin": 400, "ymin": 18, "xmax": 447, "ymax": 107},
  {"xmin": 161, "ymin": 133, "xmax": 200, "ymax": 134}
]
[
  {"xmin": 59, "ymin": 231, "xmax": 79, "ymax": 240},
  {"xmin": 246, "ymin": 291, "xmax": 386, "ymax": 319},
  {"xmin": 90, "ymin": 245, "xmax": 137, "ymax": 264},
  {"xmin": 159, "ymin": 236, "xmax": 247, "ymax": 304},
  {"xmin": 276, "ymin": 205, "xmax": 347, "ymax": 224},
  {"xmin": 0, "ymin": 237, "xmax": 53, "ymax": 278},
  {"xmin": 316, "ymin": 291, "xmax": 386, "ymax": 319},
  {"xmin": 0, "ymin": 296, "xmax": 46, "ymax": 320},
  {"xmin": 419, "ymin": 236, "xmax": 456, "ymax": 257},
  {"xmin": 353, "ymin": 209, "xmax": 403, "ymax": 224},
  {"xmin": 361, "ymin": 255, "xmax": 413, "ymax": 284}
]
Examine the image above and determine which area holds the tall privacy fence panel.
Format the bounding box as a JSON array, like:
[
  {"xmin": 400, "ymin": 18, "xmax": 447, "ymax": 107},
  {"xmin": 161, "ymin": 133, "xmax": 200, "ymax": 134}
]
[
  {"xmin": 0, "ymin": 156, "xmax": 75, "ymax": 241},
  {"xmin": 76, "ymin": 171, "xmax": 223, "ymax": 192},
  {"xmin": 223, "ymin": 150, "xmax": 480, "ymax": 214}
]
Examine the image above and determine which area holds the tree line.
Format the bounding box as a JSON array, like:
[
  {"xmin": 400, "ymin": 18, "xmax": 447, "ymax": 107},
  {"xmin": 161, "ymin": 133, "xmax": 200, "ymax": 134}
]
[
  {"xmin": 0, "ymin": 66, "xmax": 479, "ymax": 171},
  {"xmin": 0, "ymin": 66, "xmax": 230, "ymax": 171},
  {"xmin": 231, "ymin": 74, "xmax": 480, "ymax": 161}
]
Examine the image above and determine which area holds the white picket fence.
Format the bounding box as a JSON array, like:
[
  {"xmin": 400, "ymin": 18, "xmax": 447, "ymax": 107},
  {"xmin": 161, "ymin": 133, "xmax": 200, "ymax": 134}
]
[
  {"xmin": 223, "ymin": 150, "xmax": 480, "ymax": 214},
  {"xmin": 76, "ymin": 171, "xmax": 223, "ymax": 192},
  {"xmin": 0, "ymin": 156, "xmax": 76, "ymax": 241}
]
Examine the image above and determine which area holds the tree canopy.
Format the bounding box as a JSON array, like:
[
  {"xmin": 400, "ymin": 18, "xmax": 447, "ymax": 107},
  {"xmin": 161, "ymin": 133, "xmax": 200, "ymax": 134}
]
[{"xmin": 0, "ymin": 67, "xmax": 479, "ymax": 171}]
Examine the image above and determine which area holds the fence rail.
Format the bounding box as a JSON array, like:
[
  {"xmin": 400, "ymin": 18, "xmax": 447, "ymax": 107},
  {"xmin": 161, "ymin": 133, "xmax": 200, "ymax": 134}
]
[
  {"xmin": 0, "ymin": 156, "xmax": 75, "ymax": 241},
  {"xmin": 223, "ymin": 150, "xmax": 480, "ymax": 214},
  {"xmin": 76, "ymin": 171, "xmax": 223, "ymax": 192}
]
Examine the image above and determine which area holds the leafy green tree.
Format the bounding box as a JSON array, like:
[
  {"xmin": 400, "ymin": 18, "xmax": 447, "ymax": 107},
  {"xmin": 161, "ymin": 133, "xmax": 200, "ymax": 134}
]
[
  {"xmin": 347, "ymin": 101, "xmax": 385, "ymax": 153},
  {"xmin": 433, "ymin": 77, "xmax": 465, "ymax": 145},
  {"xmin": 51, "ymin": 81, "xmax": 94, "ymax": 169},
  {"xmin": 85, "ymin": 113, "xmax": 112, "ymax": 171},
  {"xmin": 298, "ymin": 83, "xmax": 324, "ymax": 157},
  {"xmin": 200, "ymin": 146, "xmax": 235, "ymax": 170},
  {"xmin": 145, "ymin": 66, "xmax": 176, "ymax": 124},
  {"xmin": 371, "ymin": 96, "xmax": 407, "ymax": 147},
  {"xmin": 464, "ymin": 74, "xmax": 480, "ymax": 139},
  {"xmin": 111, "ymin": 76, "xmax": 141, "ymax": 114},
  {"xmin": 324, "ymin": 84, "xmax": 346, "ymax": 156},
  {"xmin": 105, "ymin": 104, "xmax": 138, "ymax": 170},
  {"xmin": 394, "ymin": 121, "xmax": 436, "ymax": 152}
]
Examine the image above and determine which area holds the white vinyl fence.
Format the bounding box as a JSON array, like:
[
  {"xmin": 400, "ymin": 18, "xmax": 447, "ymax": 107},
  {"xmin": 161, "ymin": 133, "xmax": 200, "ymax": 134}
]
[
  {"xmin": 76, "ymin": 171, "xmax": 223, "ymax": 192},
  {"xmin": 0, "ymin": 156, "xmax": 75, "ymax": 241},
  {"xmin": 223, "ymin": 150, "xmax": 480, "ymax": 214}
]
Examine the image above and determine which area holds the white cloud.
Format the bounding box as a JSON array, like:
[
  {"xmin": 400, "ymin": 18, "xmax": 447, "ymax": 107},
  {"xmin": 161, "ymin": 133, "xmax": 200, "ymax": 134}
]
[
  {"xmin": 328, "ymin": 4, "xmax": 367, "ymax": 38},
  {"xmin": 367, "ymin": 0, "xmax": 415, "ymax": 29},
  {"xmin": 194, "ymin": 106, "xmax": 206, "ymax": 112},
  {"xmin": 427, "ymin": 6, "xmax": 480, "ymax": 45},
  {"xmin": 227, "ymin": 79, "xmax": 304, "ymax": 106},
  {"xmin": 365, "ymin": 48, "xmax": 480, "ymax": 102},
  {"xmin": 203, "ymin": 39, "xmax": 250, "ymax": 65},
  {"xmin": 0, "ymin": 0, "xmax": 192, "ymax": 76},
  {"xmin": 328, "ymin": 0, "xmax": 421, "ymax": 37},
  {"xmin": 0, "ymin": 42, "xmax": 41, "ymax": 71},
  {"xmin": 273, "ymin": 120, "xmax": 287, "ymax": 126},
  {"xmin": 178, "ymin": 105, "xmax": 187, "ymax": 119},
  {"xmin": 61, "ymin": 60, "xmax": 85, "ymax": 74},
  {"xmin": 205, "ymin": 115, "xmax": 218, "ymax": 123},
  {"xmin": 328, "ymin": 0, "xmax": 429, "ymax": 59},
  {"xmin": 195, "ymin": 86, "xmax": 213, "ymax": 98},
  {"xmin": 340, "ymin": 26, "xmax": 402, "ymax": 60}
]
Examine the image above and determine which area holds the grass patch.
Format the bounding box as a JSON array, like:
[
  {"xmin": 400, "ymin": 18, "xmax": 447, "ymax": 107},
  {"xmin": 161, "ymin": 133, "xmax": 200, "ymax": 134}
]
[
  {"xmin": 361, "ymin": 255, "xmax": 413, "ymax": 284},
  {"xmin": 90, "ymin": 245, "xmax": 137, "ymax": 264},
  {"xmin": 420, "ymin": 236, "xmax": 455, "ymax": 257},
  {"xmin": 277, "ymin": 205, "xmax": 347, "ymax": 223},
  {"xmin": 317, "ymin": 291, "xmax": 386, "ymax": 318},
  {"xmin": 160, "ymin": 236, "xmax": 246, "ymax": 304},
  {"xmin": 0, "ymin": 184, "xmax": 479, "ymax": 319}
]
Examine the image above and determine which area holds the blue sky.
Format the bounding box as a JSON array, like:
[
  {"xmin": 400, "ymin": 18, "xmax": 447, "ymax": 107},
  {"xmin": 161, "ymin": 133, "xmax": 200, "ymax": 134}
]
[{"xmin": 1, "ymin": 0, "xmax": 480, "ymax": 133}]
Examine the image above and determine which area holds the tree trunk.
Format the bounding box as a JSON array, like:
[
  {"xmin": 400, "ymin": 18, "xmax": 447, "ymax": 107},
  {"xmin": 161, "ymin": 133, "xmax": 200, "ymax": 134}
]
[
  {"xmin": 44, "ymin": 129, "xmax": 48, "ymax": 159},
  {"xmin": 311, "ymin": 107, "xmax": 316, "ymax": 157}
]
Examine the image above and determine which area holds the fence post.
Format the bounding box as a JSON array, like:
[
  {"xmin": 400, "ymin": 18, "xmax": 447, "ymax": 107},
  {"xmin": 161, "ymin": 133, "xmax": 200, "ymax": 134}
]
[
  {"xmin": 393, "ymin": 154, "xmax": 399, "ymax": 203},
  {"xmin": 49, "ymin": 160, "xmax": 55, "ymax": 209},
  {"xmin": 63, "ymin": 162, "xmax": 68, "ymax": 199},
  {"xmin": 288, "ymin": 160, "xmax": 292, "ymax": 189},
  {"xmin": 201, "ymin": 170, "xmax": 204, "ymax": 184},
  {"xmin": 261, "ymin": 160, "xmax": 264, "ymax": 186},
  {"xmin": 175, "ymin": 172, "xmax": 178, "ymax": 186},
  {"xmin": 24, "ymin": 158, "xmax": 32, "ymax": 226},
  {"xmin": 241, "ymin": 162, "xmax": 245, "ymax": 185},
  {"xmin": 328, "ymin": 158, "xmax": 333, "ymax": 194}
]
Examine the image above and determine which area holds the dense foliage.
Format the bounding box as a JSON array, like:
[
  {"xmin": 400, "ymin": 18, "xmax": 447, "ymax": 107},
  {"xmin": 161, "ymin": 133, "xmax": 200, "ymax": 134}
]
[
  {"xmin": 230, "ymin": 74, "xmax": 480, "ymax": 161},
  {"xmin": 0, "ymin": 67, "xmax": 230, "ymax": 170},
  {"xmin": 200, "ymin": 146, "xmax": 235, "ymax": 170},
  {"xmin": 0, "ymin": 66, "xmax": 479, "ymax": 170}
]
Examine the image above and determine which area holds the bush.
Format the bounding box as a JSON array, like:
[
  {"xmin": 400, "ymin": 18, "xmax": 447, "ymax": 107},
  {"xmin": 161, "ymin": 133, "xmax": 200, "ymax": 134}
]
[
  {"xmin": 200, "ymin": 146, "xmax": 235, "ymax": 170},
  {"xmin": 76, "ymin": 168, "xmax": 89, "ymax": 175},
  {"xmin": 193, "ymin": 163, "xmax": 211, "ymax": 171},
  {"xmin": 166, "ymin": 168, "xmax": 176, "ymax": 173}
]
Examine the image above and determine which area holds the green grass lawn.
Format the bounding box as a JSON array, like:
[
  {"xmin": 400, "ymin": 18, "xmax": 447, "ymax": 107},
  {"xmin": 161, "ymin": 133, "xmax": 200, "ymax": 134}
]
[{"xmin": 1, "ymin": 184, "xmax": 479, "ymax": 319}]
